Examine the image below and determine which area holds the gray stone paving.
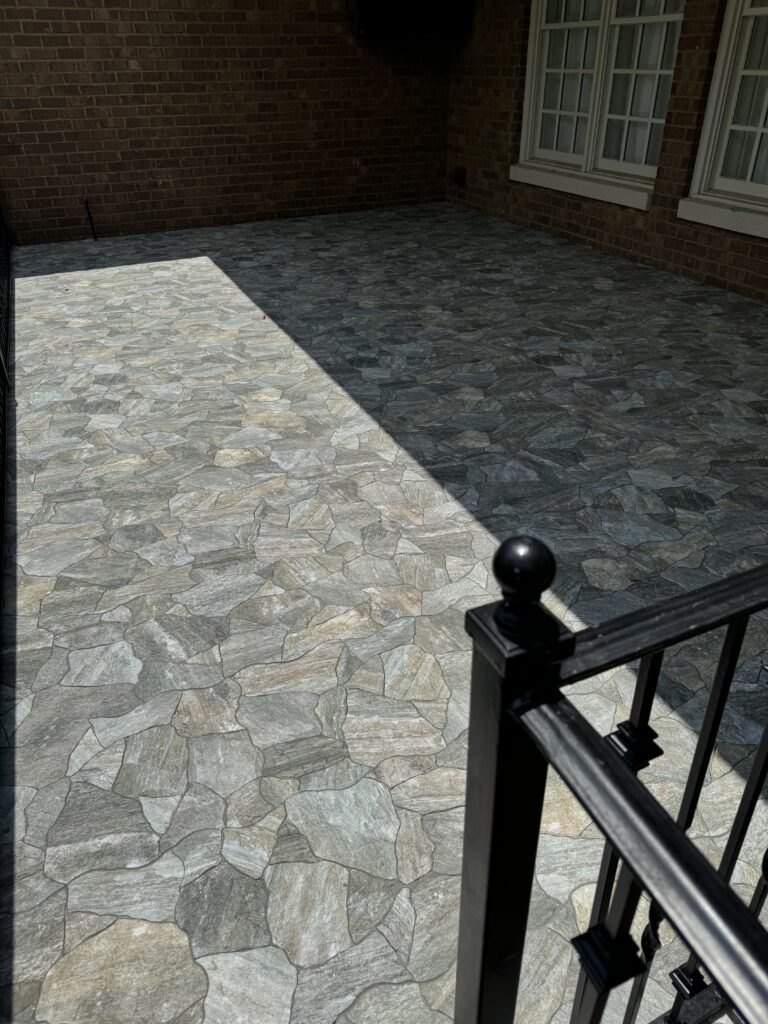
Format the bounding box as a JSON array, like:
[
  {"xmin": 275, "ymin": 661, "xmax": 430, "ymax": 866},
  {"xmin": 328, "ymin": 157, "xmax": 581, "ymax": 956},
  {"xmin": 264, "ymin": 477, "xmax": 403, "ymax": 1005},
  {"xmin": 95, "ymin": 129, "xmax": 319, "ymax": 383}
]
[{"xmin": 3, "ymin": 203, "xmax": 768, "ymax": 1023}]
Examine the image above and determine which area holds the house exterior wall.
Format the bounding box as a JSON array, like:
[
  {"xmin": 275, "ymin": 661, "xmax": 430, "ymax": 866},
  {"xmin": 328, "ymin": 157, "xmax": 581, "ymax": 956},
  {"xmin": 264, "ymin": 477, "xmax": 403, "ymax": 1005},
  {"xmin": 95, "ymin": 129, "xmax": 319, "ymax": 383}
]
[
  {"xmin": 1, "ymin": 0, "xmax": 449, "ymax": 243},
  {"xmin": 446, "ymin": 0, "xmax": 768, "ymax": 301}
]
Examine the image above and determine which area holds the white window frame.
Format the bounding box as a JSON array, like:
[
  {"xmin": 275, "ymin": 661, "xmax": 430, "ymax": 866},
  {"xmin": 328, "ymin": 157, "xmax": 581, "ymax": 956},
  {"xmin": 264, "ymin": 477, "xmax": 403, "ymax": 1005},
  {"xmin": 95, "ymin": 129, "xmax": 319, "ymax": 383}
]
[
  {"xmin": 678, "ymin": 0, "xmax": 768, "ymax": 238},
  {"xmin": 511, "ymin": 0, "xmax": 684, "ymax": 211}
]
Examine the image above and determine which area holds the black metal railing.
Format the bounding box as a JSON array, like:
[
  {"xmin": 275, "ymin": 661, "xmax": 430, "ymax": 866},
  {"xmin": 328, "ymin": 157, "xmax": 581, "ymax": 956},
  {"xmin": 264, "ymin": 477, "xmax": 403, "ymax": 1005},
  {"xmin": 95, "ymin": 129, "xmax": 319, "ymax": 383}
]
[
  {"xmin": 455, "ymin": 536, "xmax": 768, "ymax": 1024},
  {"xmin": 0, "ymin": 209, "xmax": 10, "ymax": 603}
]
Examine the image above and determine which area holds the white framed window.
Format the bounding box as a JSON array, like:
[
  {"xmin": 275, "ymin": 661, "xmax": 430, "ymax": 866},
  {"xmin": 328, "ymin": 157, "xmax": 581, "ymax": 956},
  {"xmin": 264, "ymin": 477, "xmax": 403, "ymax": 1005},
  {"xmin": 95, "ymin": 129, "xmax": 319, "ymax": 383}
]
[
  {"xmin": 510, "ymin": 0, "xmax": 685, "ymax": 210},
  {"xmin": 678, "ymin": 0, "xmax": 768, "ymax": 238}
]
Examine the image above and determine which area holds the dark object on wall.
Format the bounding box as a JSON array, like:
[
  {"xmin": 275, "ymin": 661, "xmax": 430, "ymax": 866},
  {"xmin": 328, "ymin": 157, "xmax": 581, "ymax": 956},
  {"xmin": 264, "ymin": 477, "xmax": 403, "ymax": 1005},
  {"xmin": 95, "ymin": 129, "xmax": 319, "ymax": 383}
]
[
  {"xmin": 450, "ymin": 166, "xmax": 467, "ymax": 189},
  {"xmin": 351, "ymin": 0, "xmax": 475, "ymax": 53},
  {"xmin": 455, "ymin": 535, "xmax": 768, "ymax": 1024},
  {"xmin": 84, "ymin": 197, "xmax": 98, "ymax": 241}
]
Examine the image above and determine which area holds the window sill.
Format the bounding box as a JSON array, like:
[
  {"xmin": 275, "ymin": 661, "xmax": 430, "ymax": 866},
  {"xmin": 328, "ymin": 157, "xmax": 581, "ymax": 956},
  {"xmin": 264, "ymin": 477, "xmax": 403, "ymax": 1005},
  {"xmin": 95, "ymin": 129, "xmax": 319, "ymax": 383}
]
[
  {"xmin": 677, "ymin": 195, "xmax": 768, "ymax": 240},
  {"xmin": 509, "ymin": 163, "xmax": 654, "ymax": 211}
]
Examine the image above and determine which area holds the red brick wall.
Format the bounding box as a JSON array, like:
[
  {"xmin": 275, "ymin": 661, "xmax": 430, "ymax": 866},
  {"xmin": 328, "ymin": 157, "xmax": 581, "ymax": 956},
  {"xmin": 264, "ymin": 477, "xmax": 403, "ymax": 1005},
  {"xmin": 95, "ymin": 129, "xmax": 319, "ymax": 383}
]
[
  {"xmin": 1, "ymin": 0, "xmax": 449, "ymax": 243},
  {"xmin": 447, "ymin": 0, "xmax": 768, "ymax": 301}
]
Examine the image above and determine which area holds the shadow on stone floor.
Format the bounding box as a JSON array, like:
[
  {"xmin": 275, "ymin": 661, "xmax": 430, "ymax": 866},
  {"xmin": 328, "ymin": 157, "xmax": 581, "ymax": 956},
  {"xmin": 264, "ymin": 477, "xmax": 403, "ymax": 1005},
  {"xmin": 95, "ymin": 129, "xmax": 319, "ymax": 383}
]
[{"xmin": 12, "ymin": 202, "xmax": 768, "ymax": 741}]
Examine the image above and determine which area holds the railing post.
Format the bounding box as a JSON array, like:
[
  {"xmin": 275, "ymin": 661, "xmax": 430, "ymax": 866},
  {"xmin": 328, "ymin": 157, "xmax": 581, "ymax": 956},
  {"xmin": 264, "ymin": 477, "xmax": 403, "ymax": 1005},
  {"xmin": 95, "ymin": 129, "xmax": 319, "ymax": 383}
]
[{"xmin": 454, "ymin": 536, "xmax": 573, "ymax": 1024}]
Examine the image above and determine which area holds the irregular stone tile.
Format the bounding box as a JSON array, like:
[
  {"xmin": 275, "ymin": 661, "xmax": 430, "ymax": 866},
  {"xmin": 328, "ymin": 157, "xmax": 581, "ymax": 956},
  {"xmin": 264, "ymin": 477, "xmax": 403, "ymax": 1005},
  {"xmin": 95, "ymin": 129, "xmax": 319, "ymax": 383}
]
[
  {"xmin": 136, "ymin": 662, "xmax": 223, "ymax": 700},
  {"xmin": 17, "ymin": 537, "xmax": 101, "ymax": 577},
  {"xmin": 187, "ymin": 731, "xmax": 263, "ymax": 797},
  {"xmin": 45, "ymin": 783, "xmax": 158, "ymax": 883},
  {"xmin": 286, "ymin": 779, "xmax": 399, "ymax": 877},
  {"xmin": 422, "ymin": 807, "xmax": 464, "ymax": 875},
  {"xmin": 536, "ymin": 835, "xmax": 606, "ymax": 902},
  {"xmin": 420, "ymin": 962, "xmax": 456, "ymax": 1016},
  {"xmin": 338, "ymin": 981, "xmax": 449, "ymax": 1024},
  {"xmin": 219, "ymin": 626, "xmax": 287, "ymax": 675},
  {"xmin": 72, "ymin": 739, "xmax": 125, "ymax": 791},
  {"xmin": 92, "ymin": 690, "xmax": 181, "ymax": 747},
  {"xmin": 266, "ymin": 860, "xmax": 352, "ymax": 967},
  {"xmin": 383, "ymin": 645, "xmax": 450, "ymax": 700},
  {"xmin": 237, "ymin": 692, "xmax": 320, "ymax": 748},
  {"xmin": 235, "ymin": 643, "xmax": 341, "ymax": 696},
  {"xmin": 291, "ymin": 931, "xmax": 409, "ymax": 1024},
  {"xmin": 343, "ymin": 690, "xmax": 444, "ymax": 766},
  {"xmin": 36, "ymin": 919, "xmax": 207, "ymax": 1023},
  {"xmin": 269, "ymin": 819, "xmax": 318, "ymax": 864},
  {"xmin": 263, "ymin": 736, "xmax": 347, "ymax": 778},
  {"xmin": 60, "ymin": 640, "xmax": 141, "ymax": 687},
  {"xmin": 172, "ymin": 829, "xmax": 222, "ymax": 882},
  {"xmin": 391, "ymin": 768, "xmax": 465, "ymax": 813},
  {"xmin": 127, "ymin": 615, "xmax": 228, "ymax": 662},
  {"xmin": 408, "ymin": 874, "xmax": 462, "ymax": 981},
  {"xmin": 347, "ymin": 871, "xmax": 401, "ymax": 943},
  {"xmin": 516, "ymin": 923, "xmax": 573, "ymax": 1024},
  {"xmin": 198, "ymin": 947, "xmax": 296, "ymax": 1024},
  {"xmin": 160, "ymin": 784, "xmax": 225, "ymax": 853},
  {"xmin": 66, "ymin": 728, "xmax": 103, "ymax": 776},
  {"xmin": 68, "ymin": 852, "xmax": 184, "ymax": 921},
  {"xmin": 374, "ymin": 754, "xmax": 437, "ymax": 789},
  {"xmin": 177, "ymin": 861, "xmax": 270, "ymax": 957},
  {"xmin": 10, "ymin": 889, "xmax": 66, "ymax": 982},
  {"xmin": 284, "ymin": 607, "xmax": 378, "ymax": 659},
  {"xmin": 346, "ymin": 617, "xmax": 416, "ymax": 661},
  {"xmin": 114, "ymin": 726, "xmax": 189, "ymax": 798},
  {"xmin": 222, "ymin": 806, "xmax": 285, "ymax": 878},
  {"xmin": 396, "ymin": 808, "xmax": 434, "ymax": 883},
  {"xmin": 64, "ymin": 912, "xmax": 115, "ymax": 954},
  {"xmin": 225, "ymin": 779, "xmax": 273, "ymax": 827},
  {"xmin": 178, "ymin": 572, "xmax": 264, "ymax": 617},
  {"xmin": 24, "ymin": 780, "xmax": 70, "ymax": 849},
  {"xmin": 173, "ymin": 680, "xmax": 241, "ymax": 737},
  {"xmin": 140, "ymin": 795, "xmax": 181, "ymax": 834},
  {"xmin": 379, "ymin": 886, "xmax": 415, "ymax": 962},
  {"xmin": 299, "ymin": 758, "xmax": 369, "ymax": 791}
]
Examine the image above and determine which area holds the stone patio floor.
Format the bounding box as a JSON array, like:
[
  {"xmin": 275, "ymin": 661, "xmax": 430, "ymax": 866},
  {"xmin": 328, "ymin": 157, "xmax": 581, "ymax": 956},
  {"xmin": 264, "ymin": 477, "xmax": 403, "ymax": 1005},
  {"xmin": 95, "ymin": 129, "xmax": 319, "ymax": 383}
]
[{"xmin": 3, "ymin": 203, "xmax": 768, "ymax": 1024}]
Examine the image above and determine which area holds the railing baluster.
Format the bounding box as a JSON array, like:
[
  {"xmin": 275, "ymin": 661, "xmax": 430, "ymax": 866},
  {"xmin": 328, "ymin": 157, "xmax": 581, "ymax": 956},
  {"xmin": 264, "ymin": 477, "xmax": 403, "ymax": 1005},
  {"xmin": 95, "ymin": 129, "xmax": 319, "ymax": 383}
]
[
  {"xmin": 668, "ymin": 704, "xmax": 768, "ymax": 1022},
  {"xmin": 571, "ymin": 865, "xmax": 644, "ymax": 1024},
  {"xmin": 572, "ymin": 651, "xmax": 665, "ymax": 1020},
  {"xmin": 622, "ymin": 616, "xmax": 748, "ymax": 1024}
]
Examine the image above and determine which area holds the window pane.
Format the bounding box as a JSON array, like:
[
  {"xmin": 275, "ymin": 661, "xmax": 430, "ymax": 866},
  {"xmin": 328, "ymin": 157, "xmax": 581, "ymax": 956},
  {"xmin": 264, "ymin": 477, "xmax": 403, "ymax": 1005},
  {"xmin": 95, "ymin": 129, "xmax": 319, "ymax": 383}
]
[
  {"xmin": 566, "ymin": 28, "xmax": 586, "ymax": 67},
  {"xmin": 575, "ymin": 116, "xmax": 588, "ymax": 154},
  {"xmin": 639, "ymin": 23, "xmax": 665, "ymax": 69},
  {"xmin": 584, "ymin": 0, "xmax": 601, "ymax": 20},
  {"xmin": 722, "ymin": 129, "xmax": 757, "ymax": 179},
  {"xmin": 625, "ymin": 121, "xmax": 648, "ymax": 162},
  {"xmin": 640, "ymin": 0, "xmax": 662, "ymax": 14},
  {"xmin": 610, "ymin": 73, "xmax": 631, "ymax": 114},
  {"xmin": 616, "ymin": 0, "xmax": 637, "ymax": 17},
  {"xmin": 603, "ymin": 118, "xmax": 625, "ymax": 158},
  {"xmin": 547, "ymin": 30, "xmax": 566, "ymax": 68},
  {"xmin": 564, "ymin": 0, "xmax": 582, "ymax": 21},
  {"xmin": 547, "ymin": 0, "xmax": 564, "ymax": 21},
  {"xmin": 746, "ymin": 16, "xmax": 768, "ymax": 69},
  {"xmin": 647, "ymin": 122, "xmax": 664, "ymax": 164},
  {"xmin": 632, "ymin": 74, "xmax": 657, "ymax": 116},
  {"xmin": 585, "ymin": 26, "xmax": 598, "ymax": 68},
  {"xmin": 544, "ymin": 72, "xmax": 562, "ymax": 108},
  {"xmin": 579, "ymin": 74, "xmax": 593, "ymax": 111},
  {"xmin": 557, "ymin": 114, "xmax": 576, "ymax": 151},
  {"xmin": 561, "ymin": 72, "xmax": 580, "ymax": 110},
  {"xmin": 540, "ymin": 113, "xmax": 558, "ymax": 149},
  {"xmin": 654, "ymin": 74, "xmax": 673, "ymax": 118},
  {"xmin": 661, "ymin": 21, "xmax": 680, "ymax": 69},
  {"xmin": 616, "ymin": 26, "xmax": 637, "ymax": 69},
  {"xmin": 664, "ymin": 0, "xmax": 684, "ymax": 11},
  {"xmin": 752, "ymin": 133, "xmax": 768, "ymax": 182},
  {"xmin": 734, "ymin": 75, "xmax": 768, "ymax": 125}
]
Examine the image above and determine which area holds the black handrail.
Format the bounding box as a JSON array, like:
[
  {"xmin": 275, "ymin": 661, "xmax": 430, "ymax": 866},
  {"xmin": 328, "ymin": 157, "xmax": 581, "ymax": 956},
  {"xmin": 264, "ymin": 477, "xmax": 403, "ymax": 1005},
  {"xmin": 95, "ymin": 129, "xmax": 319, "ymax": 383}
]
[{"xmin": 455, "ymin": 536, "xmax": 768, "ymax": 1024}]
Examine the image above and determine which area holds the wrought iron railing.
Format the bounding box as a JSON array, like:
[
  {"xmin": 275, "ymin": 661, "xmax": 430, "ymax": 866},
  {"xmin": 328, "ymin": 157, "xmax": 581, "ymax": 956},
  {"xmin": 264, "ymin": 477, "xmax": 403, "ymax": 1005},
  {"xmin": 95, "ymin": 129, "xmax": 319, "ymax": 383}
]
[
  {"xmin": 0, "ymin": 209, "xmax": 9, "ymax": 604},
  {"xmin": 455, "ymin": 536, "xmax": 768, "ymax": 1024}
]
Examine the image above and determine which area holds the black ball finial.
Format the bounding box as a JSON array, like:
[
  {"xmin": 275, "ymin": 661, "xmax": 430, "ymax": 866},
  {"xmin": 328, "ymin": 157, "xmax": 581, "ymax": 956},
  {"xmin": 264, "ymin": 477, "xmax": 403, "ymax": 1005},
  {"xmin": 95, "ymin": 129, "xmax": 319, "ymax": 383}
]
[{"xmin": 493, "ymin": 535, "xmax": 556, "ymax": 606}]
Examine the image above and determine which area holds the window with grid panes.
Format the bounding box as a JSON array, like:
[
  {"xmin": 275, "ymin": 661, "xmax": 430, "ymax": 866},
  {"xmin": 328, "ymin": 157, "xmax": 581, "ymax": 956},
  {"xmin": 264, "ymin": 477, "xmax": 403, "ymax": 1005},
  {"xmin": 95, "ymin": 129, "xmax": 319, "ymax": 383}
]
[
  {"xmin": 514, "ymin": 0, "xmax": 684, "ymax": 205},
  {"xmin": 679, "ymin": 0, "xmax": 768, "ymax": 235}
]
